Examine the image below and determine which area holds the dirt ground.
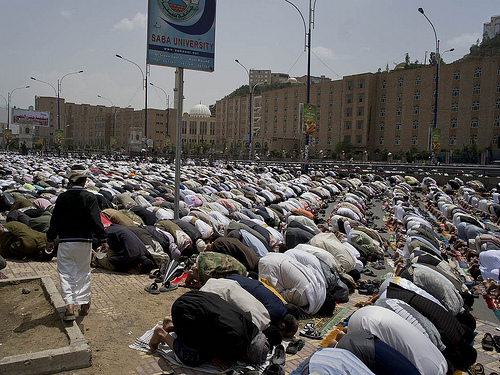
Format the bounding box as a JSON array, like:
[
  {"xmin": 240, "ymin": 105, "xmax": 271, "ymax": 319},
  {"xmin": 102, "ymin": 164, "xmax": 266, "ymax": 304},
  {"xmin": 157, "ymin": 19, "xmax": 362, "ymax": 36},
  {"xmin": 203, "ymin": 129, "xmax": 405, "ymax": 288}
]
[
  {"xmin": 0, "ymin": 279, "xmax": 68, "ymax": 358},
  {"xmin": 58, "ymin": 283, "xmax": 187, "ymax": 375}
]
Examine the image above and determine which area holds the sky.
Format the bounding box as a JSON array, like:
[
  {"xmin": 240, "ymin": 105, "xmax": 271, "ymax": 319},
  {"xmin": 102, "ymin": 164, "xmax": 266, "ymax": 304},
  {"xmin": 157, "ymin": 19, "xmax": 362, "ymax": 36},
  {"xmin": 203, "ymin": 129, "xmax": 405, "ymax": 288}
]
[{"xmin": 0, "ymin": 0, "xmax": 498, "ymax": 123}]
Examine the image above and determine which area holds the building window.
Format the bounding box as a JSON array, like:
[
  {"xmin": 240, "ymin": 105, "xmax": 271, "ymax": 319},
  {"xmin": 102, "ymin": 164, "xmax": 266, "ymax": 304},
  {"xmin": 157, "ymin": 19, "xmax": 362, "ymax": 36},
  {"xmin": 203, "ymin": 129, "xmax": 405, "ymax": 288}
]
[
  {"xmin": 345, "ymin": 108, "xmax": 352, "ymax": 117},
  {"xmin": 358, "ymin": 79, "xmax": 365, "ymax": 89},
  {"xmin": 473, "ymin": 84, "xmax": 481, "ymax": 95},
  {"xmin": 317, "ymin": 101, "xmax": 321, "ymax": 108},
  {"xmin": 283, "ymin": 125, "xmax": 287, "ymax": 133},
  {"xmin": 380, "ymin": 94, "xmax": 386, "ymax": 103},
  {"xmin": 494, "ymin": 134, "xmax": 499, "ymax": 145},
  {"xmin": 329, "ymin": 99, "xmax": 333, "ymax": 107},
  {"xmin": 316, "ymin": 112, "xmax": 320, "ymax": 120},
  {"xmin": 380, "ymin": 108, "xmax": 386, "ymax": 117},
  {"xmin": 495, "ymin": 116, "xmax": 500, "ymax": 127},
  {"xmin": 498, "ymin": 65, "xmax": 500, "ymax": 75},
  {"xmin": 496, "ymin": 98, "xmax": 500, "ymax": 110},
  {"xmin": 397, "ymin": 78, "xmax": 404, "ymax": 87},
  {"xmin": 449, "ymin": 135, "xmax": 456, "ymax": 145},
  {"xmin": 274, "ymin": 116, "xmax": 277, "ymax": 123},
  {"xmin": 284, "ymin": 115, "xmax": 287, "ymax": 122},
  {"xmin": 474, "ymin": 67, "xmax": 482, "ymax": 78},
  {"xmin": 470, "ymin": 134, "xmax": 478, "ymax": 144},
  {"xmin": 472, "ymin": 101, "xmax": 480, "ymax": 111},
  {"xmin": 450, "ymin": 118, "xmax": 457, "ymax": 128},
  {"xmin": 317, "ymin": 89, "xmax": 321, "ymax": 96},
  {"xmin": 356, "ymin": 135, "xmax": 362, "ymax": 144},
  {"xmin": 414, "ymin": 90, "xmax": 420, "ymax": 100},
  {"xmin": 284, "ymin": 93, "xmax": 288, "ymax": 100},
  {"xmin": 452, "ymin": 87, "xmax": 459, "ymax": 97},
  {"xmin": 357, "ymin": 120, "xmax": 363, "ymax": 129},
  {"xmin": 293, "ymin": 115, "xmax": 297, "ymax": 121},
  {"xmin": 344, "ymin": 121, "xmax": 352, "ymax": 129},
  {"xmin": 357, "ymin": 107, "xmax": 364, "ymax": 116},
  {"xmin": 329, "ymin": 86, "xmax": 334, "ymax": 94},
  {"xmin": 413, "ymin": 105, "xmax": 420, "ymax": 115},
  {"xmin": 395, "ymin": 136, "xmax": 401, "ymax": 145},
  {"xmin": 412, "ymin": 120, "xmax": 419, "ymax": 130},
  {"xmin": 453, "ymin": 70, "xmax": 461, "ymax": 80},
  {"xmin": 411, "ymin": 136, "xmax": 418, "ymax": 145},
  {"xmin": 497, "ymin": 82, "xmax": 500, "ymax": 93},
  {"xmin": 358, "ymin": 94, "xmax": 364, "ymax": 103},
  {"xmin": 379, "ymin": 136, "xmax": 384, "ymax": 145},
  {"xmin": 471, "ymin": 117, "xmax": 479, "ymax": 128},
  {"xmin": 294, "ymin": 91, "xmax": 298, "ymax": 98},
  {"xmin": 328, "ymin": 112, "xmax": 333, "ymax": 119},
  {"xmin": 346, "ymin": 81, "xmax": 353, "ymax": 90},
  {"xmin": 327, "ymin": 137, "xmax": 332, "ymax": 145},
  {"xmin": 294, "ymin": 103, "xmax": 298, "ymax": 110},
  {"xmin": 316, "ymin": 124, "xmax": 320, "ymax": 132},
  {"xmin": 397, "ymin": 92, "xmax": 403, "ymax": 102},
  {"xmin": 451, "ymin": 102, "xmax": 459, "ymax": 112},
  {"xmin": 346, "ymin": 94, "xmax": 353, "ymax": 104},
  {"xmin": 293, "ymin": 126, "xmax": 297, "ymax": 133},
  {"xmin": 415, "ymin": 75, "xmax": 421, "ymax": 85},
  {"xmin": 344, "ymin": 135, "xmax": 351, "ymax": 142},
  {"xmin": 381, "ymin": 80, "xmax": 387, "ymax": 89},
  {"xmin": 273, "ymin": 126, "xmax": 277, "ymax": 134},
  {"xmin": 380, "ymin": 122, "xmax": 385, "ymax": 130},
  {"xmin": 328, "ymin": 123, "xmax": 332, "ymax": 132},
  {"xmin": 396, "ymin": 107, "xmax": 402, "ymax": 116},
  {"xmin": 284, "ymin": 105, "xmax": 288, "ymax": 111},
  {"xmin": 395, "ymin": 121, "xmax": 401, "ymax": 130}
]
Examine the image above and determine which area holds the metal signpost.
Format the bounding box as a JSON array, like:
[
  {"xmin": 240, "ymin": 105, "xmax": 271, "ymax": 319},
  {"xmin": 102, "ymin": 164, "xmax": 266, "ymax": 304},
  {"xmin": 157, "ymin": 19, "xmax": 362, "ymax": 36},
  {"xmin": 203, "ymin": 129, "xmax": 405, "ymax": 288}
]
[{"xmin": 147, "ymin": 0, "xmax": 216, "ymax": 219}]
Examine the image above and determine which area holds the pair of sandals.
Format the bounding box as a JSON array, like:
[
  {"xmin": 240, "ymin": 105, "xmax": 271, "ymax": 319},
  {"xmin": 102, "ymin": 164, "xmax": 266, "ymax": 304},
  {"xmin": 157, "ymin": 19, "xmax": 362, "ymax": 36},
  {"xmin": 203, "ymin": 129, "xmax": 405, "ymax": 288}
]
[
  {"xmin": 63, "ymin": 299, "xmax": 90, "ymax": 321},
  {"xmin": 285, "ymin": 338, "xmax": 305, "ymax": 354},
  {"xmin": 144, "ymin": 281, "xmax": 178, "ymax": 294},
  {"xmin": 481, "ymin": 332, "xmax": 500, "ymax": 352},
  {"xmin": 299, "ymin": 322, "xmax": 323, "ymax": 340}
]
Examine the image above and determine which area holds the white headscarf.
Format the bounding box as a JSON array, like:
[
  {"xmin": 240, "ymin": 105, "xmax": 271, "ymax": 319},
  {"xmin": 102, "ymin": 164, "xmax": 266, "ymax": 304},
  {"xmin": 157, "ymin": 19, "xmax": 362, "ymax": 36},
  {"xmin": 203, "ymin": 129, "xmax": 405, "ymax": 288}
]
[{"xmin": 66, "ymin": 164, "xmax": 90, "ymax": 183}]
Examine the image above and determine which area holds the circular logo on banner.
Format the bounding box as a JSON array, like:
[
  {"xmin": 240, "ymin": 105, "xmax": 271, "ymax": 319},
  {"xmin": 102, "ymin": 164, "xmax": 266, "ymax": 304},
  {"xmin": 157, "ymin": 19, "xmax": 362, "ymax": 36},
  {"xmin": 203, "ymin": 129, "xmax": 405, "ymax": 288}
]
[{"xmin": 158, "ymin": 0, "xmax": 199, "ymax": 22}]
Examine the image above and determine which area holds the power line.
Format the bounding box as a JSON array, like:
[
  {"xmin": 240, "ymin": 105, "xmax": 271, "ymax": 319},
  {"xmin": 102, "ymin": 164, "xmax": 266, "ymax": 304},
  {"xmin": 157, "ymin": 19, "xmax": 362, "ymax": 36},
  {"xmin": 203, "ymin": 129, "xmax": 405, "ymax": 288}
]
[{"xmin": 311, "ymin": 50, "xmax": 342, "ymax": 79}]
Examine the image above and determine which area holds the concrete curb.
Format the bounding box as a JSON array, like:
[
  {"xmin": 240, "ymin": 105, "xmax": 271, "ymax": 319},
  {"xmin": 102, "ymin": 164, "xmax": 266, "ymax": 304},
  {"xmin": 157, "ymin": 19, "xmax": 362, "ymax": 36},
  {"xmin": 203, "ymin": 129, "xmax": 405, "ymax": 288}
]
[{"xmin": 0, "ymin": 275, "xmax": 92, "ymax": 375}]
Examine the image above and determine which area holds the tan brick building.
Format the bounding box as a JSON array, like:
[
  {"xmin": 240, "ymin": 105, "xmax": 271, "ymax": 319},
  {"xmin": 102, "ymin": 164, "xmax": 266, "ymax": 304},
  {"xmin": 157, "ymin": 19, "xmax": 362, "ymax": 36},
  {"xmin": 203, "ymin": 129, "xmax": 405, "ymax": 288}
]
[
  {"xmin": 33, "ymin": 98, "xmax": 215, "ymax": 154},
  {"xmin": 216, "ymin": 57, "xmax": 500, "ymax": 157}
]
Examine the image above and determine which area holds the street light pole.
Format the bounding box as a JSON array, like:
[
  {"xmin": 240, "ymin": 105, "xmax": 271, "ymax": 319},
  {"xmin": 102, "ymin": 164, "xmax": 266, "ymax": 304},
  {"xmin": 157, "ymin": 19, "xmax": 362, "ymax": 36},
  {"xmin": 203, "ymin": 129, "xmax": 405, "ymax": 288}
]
[
  {"xmin": 57, "ymin": 70, "xmax": 84, "ymax": 130},
  {"xmin": 235, "ymin": 59, "xmax": 253, "ymax": 161},
  {"xmin": 418, "ymin": 7, "xmax": 439, "ymax": 160},
  {"xmin": 150, "ymin": 82, "xmax": 170, "ymax": 140},
  {"xmin": 116, "ymin": 54, "xmax": 148, "ymax": 150},
  {"xmin": 285, "ymin": 0, "xmax": 317, "ymax": 173},
  {"xmin": 7, "ymin": 86, "xmax": 30, "ymax": 130},
  {"xmin": 97, "ymin": 95, "xmax": 116, "ymax": 141}
]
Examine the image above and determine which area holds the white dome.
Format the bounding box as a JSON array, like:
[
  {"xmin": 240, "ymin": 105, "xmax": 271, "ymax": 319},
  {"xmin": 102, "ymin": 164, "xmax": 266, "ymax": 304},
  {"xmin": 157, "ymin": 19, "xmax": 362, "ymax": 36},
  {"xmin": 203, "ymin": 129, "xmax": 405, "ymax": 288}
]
[{"xmin": 189, "ymin": 103, "xmax": 211, "ymax": 117}]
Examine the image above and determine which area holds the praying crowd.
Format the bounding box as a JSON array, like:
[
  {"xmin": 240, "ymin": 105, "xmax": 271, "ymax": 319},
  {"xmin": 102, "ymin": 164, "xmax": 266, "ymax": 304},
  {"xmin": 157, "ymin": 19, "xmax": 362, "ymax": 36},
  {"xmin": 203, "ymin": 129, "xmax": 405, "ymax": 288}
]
[{"xmin": 2, "ymin": 153, "xmax": 500, "ymax": 375}]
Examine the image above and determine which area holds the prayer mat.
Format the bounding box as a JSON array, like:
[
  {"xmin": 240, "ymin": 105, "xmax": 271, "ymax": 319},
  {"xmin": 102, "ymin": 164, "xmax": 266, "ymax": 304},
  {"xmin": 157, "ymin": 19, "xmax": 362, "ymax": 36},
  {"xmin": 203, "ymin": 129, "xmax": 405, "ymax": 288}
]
[
  {"xmin": 170, "ymin": 272, "xmax": 201, "ymax": 289},
  {"xmin": 482, "ymin": 295, "xmax": 500, "ymax": 322},
  {"xmin": 130, "ymin": 324, "xmax": 268, "ymax": 374},
  {"xmin": 0, "ymin": 271, "xmax": 7, "ymax": 279},
  {"xmin": 299, "ymin": 307, "xmax": 351, "ymax": 336}
]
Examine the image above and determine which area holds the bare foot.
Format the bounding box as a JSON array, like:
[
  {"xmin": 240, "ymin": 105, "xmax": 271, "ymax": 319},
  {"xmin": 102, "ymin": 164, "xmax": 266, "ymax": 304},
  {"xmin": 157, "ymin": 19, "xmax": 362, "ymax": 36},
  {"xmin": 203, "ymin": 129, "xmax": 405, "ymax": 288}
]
[
  {"xmin": 149, "ymin": 325, "xmax": 167, "ymax": 352},
  {"xmin": 483, "ymin": 278, "xmax": 498, "ymax": 294},
  {"xmin": 162, "ymin": 316, "xmax": 175, "ymax": 332},
  {"xmin": 212, "ymin": 357, "xmax": 231, "ymax": 371}
]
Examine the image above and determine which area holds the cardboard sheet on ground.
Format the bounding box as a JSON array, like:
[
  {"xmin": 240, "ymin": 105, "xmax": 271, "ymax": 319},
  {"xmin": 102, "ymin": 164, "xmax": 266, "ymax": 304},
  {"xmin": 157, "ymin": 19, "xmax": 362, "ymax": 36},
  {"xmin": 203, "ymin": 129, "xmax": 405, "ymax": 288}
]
[{"xmin": 130, "ymin": 324, "xmax": 268, "ymax": 374}]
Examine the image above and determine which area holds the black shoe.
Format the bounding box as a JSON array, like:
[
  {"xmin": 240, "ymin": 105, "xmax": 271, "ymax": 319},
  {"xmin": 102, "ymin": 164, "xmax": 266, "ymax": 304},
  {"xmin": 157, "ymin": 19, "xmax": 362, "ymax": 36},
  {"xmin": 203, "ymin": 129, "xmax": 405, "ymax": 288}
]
[
  {"xmin": 285, "ymin": 338, "xmax": 305, "ymax": 354},
  {"xmin": 271, "ymin": 344, "xmax": 285, "ymax": 365},
  {"xmin": 263, "ymin": 364, "xmax": 284, "ymax": 375}
]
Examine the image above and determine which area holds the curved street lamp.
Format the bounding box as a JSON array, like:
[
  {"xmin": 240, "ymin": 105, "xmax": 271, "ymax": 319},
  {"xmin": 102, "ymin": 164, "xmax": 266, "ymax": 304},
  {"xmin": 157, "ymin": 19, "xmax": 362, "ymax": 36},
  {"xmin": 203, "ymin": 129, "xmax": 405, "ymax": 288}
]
[
  {"xmin": 58, "ymin": 71, "xmax": 83, "ymax": 130},
  {"xmin": 97, "ymin": 95, "xmax": 116, "ymax": 138},
  {"xmin": 285, "ymin": 0, "xmax": 317, "ymax": 173},
  {"xmin": 7, "ymin": 85, "xmax": 30, "ymax": 130},
  {"xmin": 116, "ymin": 54, "xmax": 148, "ymax": 150},
  {"xmin": 150, "ymin": 82, "xmax": 170, "ymax": 137}
]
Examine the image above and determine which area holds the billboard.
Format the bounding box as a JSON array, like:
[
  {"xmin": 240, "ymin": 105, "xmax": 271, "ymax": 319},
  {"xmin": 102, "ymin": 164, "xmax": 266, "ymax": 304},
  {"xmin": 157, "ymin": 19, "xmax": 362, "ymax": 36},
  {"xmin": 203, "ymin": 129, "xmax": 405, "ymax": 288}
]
[
  {"xmin": 147, "ymin": 0, "xmax": 216, "ymax": 72},
  {"xmin": 431, "ymin": 128, "xmax": 441, "ymax": 152},
  {"xmin": 12, "ymin": 108, "xmax": 49, "ymax": 127},
  {"xmin": 55, "ymin": 129, "xmax": 64, "ymax": 143},
  {"xmin": 302, "ymin": 103, "xmax": 317, "ymax": 135}
]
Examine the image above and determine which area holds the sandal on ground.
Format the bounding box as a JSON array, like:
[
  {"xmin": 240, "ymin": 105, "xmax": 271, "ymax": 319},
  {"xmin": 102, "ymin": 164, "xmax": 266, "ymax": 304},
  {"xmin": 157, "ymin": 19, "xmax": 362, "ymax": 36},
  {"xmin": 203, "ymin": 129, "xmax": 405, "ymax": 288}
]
[
  {"xmin": 468, "ymin": 363, "xmax": 485, "ymax": 375},
  {"xmin": 299, "ymin": 323, "xmax": 323, "ymax": 340},
  {"xmin": 159, "ymin": 282, "xmax": 178, "ymax": 293},
  {"xmin": 63, "ymin": 313, "xmax": 76, "ymax": 321},
  {"xmin": 493, "ymin": 335, "xmax": 500, "ymax": 352},
  {"xmin": 271, "ymin": 344, "xmax": 285, "ymax": 365},
  {"xmin": 144, "ymin": 282, "xmax": 160, "ymax": 295},
  {"xmin": 285, "ymin": 338, "xmax": 305, "ymax": 354},
  {"xmin": 482, "ymin": 333, "xmax": 495, "ymax": 351},
  {"xmin": 80, "ymin": 298, "xmax": 91, "ymax": 316}
]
